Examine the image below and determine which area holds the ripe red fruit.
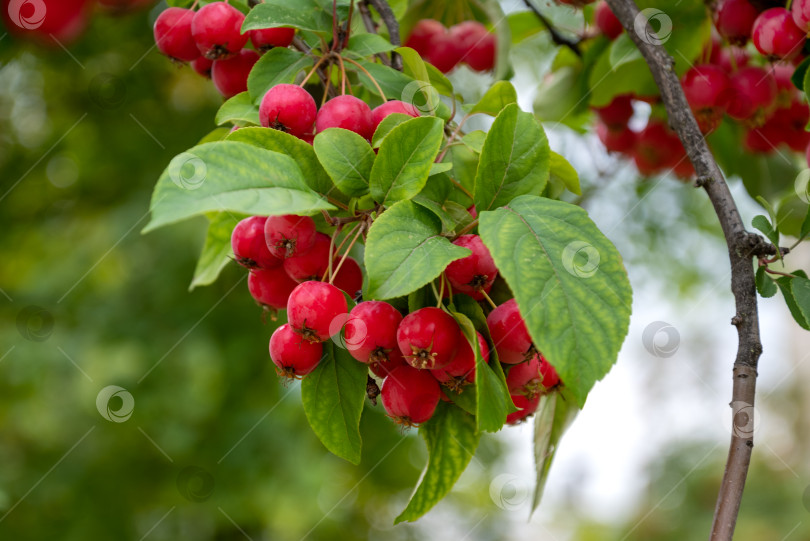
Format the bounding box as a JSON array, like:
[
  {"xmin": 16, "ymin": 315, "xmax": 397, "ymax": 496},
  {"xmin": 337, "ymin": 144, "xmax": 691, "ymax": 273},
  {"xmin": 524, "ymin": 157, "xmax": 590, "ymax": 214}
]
[
  {"xmin": 249, "ymin": 27, "xmax": 295, "ymax": 51},
  {"xmin": 316, "ymin": 95, "xmax": 375, "ymax": 140},
  {"xmin": 370, "ymin": 100, "xmax": 420, "ymax": 131},
  {"xmin": 264, "ymin": 214, "xmax": 317, "ymax": 259},
  {"xmin": 231, "ymin": 216, "xmax": 281, "ymax": 270},
  {"xmin": 597, "ymin": 123, "xmax": 636, "ymax": 153},
  {"xmin": 404, "ymin": 19, "xmax": 445, "ymax": 54},
  {"xmin": 431, "ymin": 331, "xmax": 488, "ymax": 391},
  {"xmin": 191, "ymin": 2, "xmax": 248, "ymax": 60},
  {"xmin": 283, "ymin": 233, "xmax": 331, "ymax": 282},
  {"xmin": 487, "ymin": 299, "xmax": 534, "ymax": 364},
  {"xmin": 211, "ymin": 49, "xmax": 259, "ymax": 98},
  {"xmin": 154, "ymin": 7, "xmax": 199, "ymax": 62},
  {"xmin": 752, "ymin": 8, "xmax": 806, "ymax": 60},
  {"xmin": 259, "ymin": 84, "xmax": 317, "ymax": 137},
  {"xmin": 428, "ymin": 32, "xmax": 464, "ymax": 73},
  {"xmin": 287, "ymin": 281, "xmax": 348, "ymax": 342},
  {"xmin": 633, "ymin": 120, "xmax": 684, "ymax": 174},
  {"xmin": 247, "ymin": 266, "xmax": 298, "ymax": 310},
  {"xmin": 681, "ymin": 65, "xmax": 729, "ymax": 133},
  {"xmin": 450, "ymin": 21, "xmax": 496, "ymax": 72},
  {"xmin": 725, "ymin": 66, "xmax": 777, "ymax": 122},
  {"xmin": 345, "ymin": 301, "xmax": 403, "ymax": 365},
  {"xmin": 711, "ymin": 46, "xmax": 750, "ymax": 73},
  {"xmin": 445, "ymin": 234, "xmax": 498, "ymax": 300},
  {"xmin": 506, "ymin": 354, "xmax": 560, "ymax": 400},
  {"xmin": 713, "ymin": 0, "xmax": 758, "ymax": 45},
  {"xmin": 381, "ymin": 365, "xmax": 441, "ymax": 426},
  {"xmin": 191, "ymin": 56, "xmax": 214, "ymax": 78},
  {"xmin": 593, "ymin": 94, "xmax": 634, "ymax": 130},
  {"xmin": 370, "ymin": 355, "xmax": 407, "ymax": 379},
  {"xmin": 269, "ymin": 324, "xmax": 323, "ymax": 378},
  {"xmin": 397, "ymin": 307, "xmax": 460, "ymax": 370},
  {"xmin": 794, "ymin": 0, "xmax": 810, "ymax": 32},
  {"xmin": 595, "ymin": 1, "xmax": 623, "ymax": 40},
  {"xmin": 3, "ymin": 0, "xmax": 94, "ymax": 46},
  {"xmin": 332, "ymin": 256, "xmax": 363, "ymax": 297},
  {"xmin": 506, "ymin": 393, "xmax": 541, "ymax": 425}
]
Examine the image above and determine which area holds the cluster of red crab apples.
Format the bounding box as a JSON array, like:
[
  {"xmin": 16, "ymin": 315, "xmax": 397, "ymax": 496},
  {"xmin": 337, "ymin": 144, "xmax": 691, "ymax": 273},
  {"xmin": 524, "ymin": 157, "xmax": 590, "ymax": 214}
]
[{"xmin": 230, "ymin": 214, "xmax": 561, "ymax": 427}]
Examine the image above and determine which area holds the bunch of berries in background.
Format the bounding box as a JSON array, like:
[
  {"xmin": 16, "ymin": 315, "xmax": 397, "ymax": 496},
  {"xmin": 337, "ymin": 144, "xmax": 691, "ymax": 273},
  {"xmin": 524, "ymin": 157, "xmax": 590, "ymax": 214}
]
[
  {"xmin": 230, "ymin": 215, "xmax": 561, "ymax": 428},
  {"xmin": 588, "ymin": 0, "xmax": 810, "ymax": 176},
  {"xmin": 404, "ymin": 19, "xmax": 496, "ymax": 73}
]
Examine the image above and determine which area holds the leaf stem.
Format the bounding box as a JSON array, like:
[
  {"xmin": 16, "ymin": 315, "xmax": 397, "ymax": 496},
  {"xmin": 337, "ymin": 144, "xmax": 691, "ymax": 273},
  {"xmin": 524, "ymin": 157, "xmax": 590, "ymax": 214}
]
[
  {"xmin": 436, "ymin": 274, "xmax": 445, "ymax": 307},
  {"xmin": 480, "ymin": 290, "xmax": 497, "ymax": 310},
  {"xmin": 342, "ymin": 56, "xmax": 387, "ymax": 101},
  {"xmin": 448, "ymin": 176, "xmax": 474, "ymax": 202},
  {"xmin": 299, "ymin": 54, "xmax": 330, "ymax": 88},
  {"xmin": 330, "ymin": 221, "xmax": 366, "ymax": 284}
]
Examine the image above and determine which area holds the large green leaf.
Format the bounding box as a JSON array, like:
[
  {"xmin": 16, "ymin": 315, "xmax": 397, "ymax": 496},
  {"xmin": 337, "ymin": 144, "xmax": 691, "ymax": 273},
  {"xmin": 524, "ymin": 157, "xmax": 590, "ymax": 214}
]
[
  {"xmin": 370, "ymin": 116, "xmax": 445, "ymax": 205},
  {"xmin": 356, "ymin": 61, "xmax": 417, "ymax": 100},
  {"xmin": 365, "ymin": 201, "xmax": 470, "ymax": 299},
  {"xmin": 532, "ymin": 388, "xmax": 579, "ymax": 511},
  {"xmin": 468, "ymin": 80, "xmax": 517, "ymax": 116},
  {"xmin": 241, "ymin": 0, "xmax": 332, "ymax": 34},
  {"xmin": 479, "ymin": 195, "xmax": 633, "ymax": 406},
  {"xmin": 549, "ymin": 151, "xmax": 581, "ymax": 196},
  {"xmin": 246, "ymin": 48, "xmax": 313, "ymax": 104},
  {"xmin": 144, "ymin": 141, "xmax": 334, "ymax": 232},
  {"xmin": 346, "ymin": 33, "xmax": 397, "ymax": 57},
  {"xmin": 474, "ymin": 104, "xmax": 550, "ymax": 213},
  {"xmin": 215, "ymin": 92, "xmax": 260, "ymax": 126},
  {"xmin": 394, "ymin": 402, "xmax": 480, "ymax": 523},
  {"xmin": 226, "ymin": 127, "xmax": 333, "ymax": 195},
  {"xmin": 313, "ymin": 128, "xmax": 375, "ymax": 198},
  {"xmin": 301, "ymin": 342, "xmax": 369, "ymax": 464},
  {"xmin": 777, "ymin": 273, "xmax": 810, "ymax": 330},
  {"xmin": 190, "ymin": 212, "xmax": 244, "ymax": 290}
]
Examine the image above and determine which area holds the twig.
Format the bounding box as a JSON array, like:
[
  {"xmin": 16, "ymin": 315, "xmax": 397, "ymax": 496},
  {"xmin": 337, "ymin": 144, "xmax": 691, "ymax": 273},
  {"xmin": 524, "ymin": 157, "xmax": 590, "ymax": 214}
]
[
  {"xmin": 603, "ymin": 2, "xmax": 773, "ymax": 540},
  {"xmin": 523, "ymin": 0, "xmax": 582, "ymax": 57},
  {"xmin": 357, "ymin": 0, "xmax": 392, "ymax": 66},
  {"xmin": 365, "ymin": 0, "xmax": 403, "ymax": 70}
]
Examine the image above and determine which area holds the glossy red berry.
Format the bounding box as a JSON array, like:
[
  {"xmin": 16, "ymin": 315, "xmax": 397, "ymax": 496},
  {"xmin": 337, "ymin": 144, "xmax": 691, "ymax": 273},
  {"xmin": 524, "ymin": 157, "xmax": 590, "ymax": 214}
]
[
  {"xmin": 231, "ymin": 216, "xmax": 281, "ymax": 269},
  {"xmin": 431, "ymin": 331, "xmax": 487, "ymax": 391},
  {"xmin": 287, "ymin": 281, "xmax": 348, "ymax": 342},
  {"xmin": 597, "ymin": 123, "xmax": 636, "ymax": 153},
  {"xmin": 316, "ymin": 95, "xmax": 375, "ymax": 140},
  {"xmin": 681, "ymin": 64, "xmax": 729, "ymax": 133},
  {"xmin": 370, "ymin": 100, "xmax": 420, "ymax": 131},
  {"xmin": 264, "ymin": 214, "xmax": 317, "ymax": 259},
  {"xmin": 397, "ymin": 307, "xmax": 460, "ymax": 370},
  {"xmin": 487, "ymin": 299, "xmax": 534, "ymax": 364},
  {"xmin": 595, "ymin": 1, "xmax": 622, "ymax": 40},
  {"xmin": 445, "ymin": 235, "xmax": 498, "ymax": 300},
  {"xmin": 249, "ymin": 27, "xmax": 295, "ymax": 51},
  {"xmin": 154, "ymin": 7, "xmax": 199, "ymax": 62},
  {"xmin": 404, "ymin": 19, "xmax": 445, "ymax": 55},
  {"xmin": 752, "ymin": 8, "xmax": 806, "ymax": 60},
  {"xmin": 506, "ymin": 354, "xmax": 560, "ymax": 400},
  {"xmin": 633, "ymin": 120, "xmax": 684, "ymax": 175},
  {"xmin": 381, "ymin": 365, "xmax": 441, "ymax": 426},
  {"xmin": 794, "ymin": 0, "xmax": 810, "ymax": 33},
  {"xmin": 259, "ymin": 84, "xmax": 317, "ymax": 137},
  {"xmin": 593, "ymin": 94, "xmax": 633, "ymax": 129},
  {"xmin": 332, "ymin": 256, "xmax": 363, "ymax": 297},
  {"xmin": 191, "ymin": 2, "xmax": 248, "ymax": 60},
  {"xmin": 248, "ymin": 266, "xmax": 298, "ymax": 310},
  {"xmin": 283, "ymin": 233, "xmax": 331, "ymax": 282},
  {"xmin": 345, "ymin": 301, "xmax": 403, "ymax": 365},
  {"xmin": 506, "ymin": 393, "xmax": 540, "ymax": 425},
  {"xmin": 269, "ymin": 323, "xmax": 323, "ymax": 379},
  {"xmin": 725, "ymin": 66, "xmax": 777, "ymax": 122},
  {"xmin": 714, "ymin": 0, "xmax": 758, "ymax": 45},
  {"xmin": 191, "ymin": 56, "xmax": 214, "ymax": 78},
  {"xmin": 211, "ymin": 49, "xmax": 259, "ymax": 98},
  {"xmin": 450, "ymin": 21, "xmax": 496, "ymax": 72},
  {"xmin": 428, "ymin": 32, "xmax": 464, "ymax": 73}
]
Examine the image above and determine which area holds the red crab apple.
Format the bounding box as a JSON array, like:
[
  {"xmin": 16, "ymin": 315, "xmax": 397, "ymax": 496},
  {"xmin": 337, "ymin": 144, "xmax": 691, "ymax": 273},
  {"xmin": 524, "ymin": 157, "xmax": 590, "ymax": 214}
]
[
  {"xmin": 269, "ymin": 324, "xmax": 323, "ymax": 379},
  {"xmin": 263, "ymin": 214, "xmax": 317, "ymax": 259},
  {"xmin": 249, "ymin": 27, "xmax": 295, "ymax": 51},
  {"xmin": 431, "ymin": 331, "xmax": 488, "ymax": 391},
  {"xmin": 153, "ymin": 7, "xmax": 199, "ymax": 62},
  {"xmin": 714, "ymin": 0, "xmax": 758, "ymax": 45},
  {"xmin": 487, "ymin": 299, "xmax": 534, "ymax": 364},
  {"xmin": 444, "ymin": 234, "xmax": 498, "ymax": 300},
  {"xmin": 211, "ymin": 49, "xmax": 259, "ymax": 98},
  {"xmin": 345, "ymin": 301, "xmax": 403, "ymax": 365},
  {"xmin": 381, "ymin": 365, "xmax": 441, "ymax": 426},
  {"xmin": 247, "ymin": 267, "xmax": 298, "ymax": 311},
  {"xmin": 259, "ymin": 84, "xmax": 318, "ymax": 138},
  {"xmin": 752, "ymin": 8, "xmax": 806, "ymax": 60},
  {"xmin": 231, "ymin": 216, "xmax": 281, "ymax": 270},
  {"xmin": 191, "ymin": 1, "xmax": 248, "ymax": 60},
  {"xmin": 316, "ymin": 95, "xmax": 375, "ymax": 140},
  {"xmin": 506, "ymin": 393, "xmax": 541, "ymax": 425},
  {"xmin": 286, "ymin": 281, "xmax": 348, "ymax": 342},
  {"xmin": 397, "ymin": 307, "xmax": 460, "ymax": 370}
]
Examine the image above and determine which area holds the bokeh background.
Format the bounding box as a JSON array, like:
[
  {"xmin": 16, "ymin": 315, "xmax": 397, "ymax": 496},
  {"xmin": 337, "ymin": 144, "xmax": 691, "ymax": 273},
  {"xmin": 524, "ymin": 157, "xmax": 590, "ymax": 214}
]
[{"xmin": 2, "ymin": 1, "xmax": 810, "ymax": 540}]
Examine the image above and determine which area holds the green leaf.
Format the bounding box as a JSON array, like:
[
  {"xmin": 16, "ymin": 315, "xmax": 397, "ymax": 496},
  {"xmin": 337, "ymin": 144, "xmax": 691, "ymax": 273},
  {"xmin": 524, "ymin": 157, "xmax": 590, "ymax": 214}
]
[
  {"xmin": 608, "ymin": 32, "xmax": 642, "ymax": 69},
  {"xmin": 346, "ymin": 33, "xmax": 397, "ymax": 56},
  {"xmin": 430, "ymin": 162, "xmax": 453, "ymax": 176},
  {"xmin": 474, "ymin": 104, "xmax": 550, "ymax": 213},
  {"xmin": 215, "ymin": 92, "xmax": 260, "ymax": 126},
  {"xmin": 479, "ymin": 195, "xmax": 633, "ymax": 406},
  {"xmin": 242, "ymin": 0, "xmax": 332, "ymax": 34},
  {"xmin": 247, "ymin": 48, "xmax": 313, "ymax": 104},
  {"xmin": 801, "ymin": 204, "xmax": 810, "ymax": 239},
  {"xmin": 425, "ymin": 63, "xmax": 454, "ymax": 97},
  {"xmin": 313, "ymin": 128, "xmax": 375, "ymax": 198},
  {"xmin": 755, "ymin": 266, "xmax": 777, "ymax": 299},
  {"xmin": 532, "ymin": 389, "xmax": 579, "ymax": 511},
  {"xmin": 190, "ymin": 212, "xmax": 244, "ymax": 290},
  {"xmin": 394, "ymin": 402, "xmax": 480, "ymax": 523},
  {"xmin": 549, "ymin": 151, "xmax": 581, "ymax": 196},
  {"xmin": 226, "ymin": 127, "xmax": 333, "ymax": 195},
  {"xmin": 791, "ymin": 276, "xmax": 810, "ymax": 329},
  {"xmin": 792, "ymin": 56, "xmax": 810, "ymax": 91},
  {"xmin": 301, "ymin": 342, "xmax": 368, "ymax": 464},
  {"xmin": 371, "ymin": 113, "xmax": 413, "ymax": 148},
  {"xmin": 507, "ymin": 11, "xmax": 544, "ymax": 43},
  {"xmin": 461, "ymin": 131, "xmax": 486, "ymax": 154},
  {"xmin": 777, "ymin": 272, "xmax": 810, "ymax": 330},
  {"xmin": 144, "ymin": 142, "xmax": 334, "ymax": 232},
  {"xmin": 365, "ymin": 201, "xmax": 470, "ymax": 299},
  {"xmin": 752, "ymin": 215, "xmax": 779, "ymax": 249},
  {"xmin": 469, "ymin": 81, "xmax": 517, "ymax": 116},
  {"xmin": 804, "ymin": 60, "xmax": 810, "ymax": 97},
  {"xmin": 370, "ymin": 116, "xmax": 445, "ymax": 205},
  {"xmin": 356, "ymin": 61, "xmax": 417, "ymax": 100}
]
